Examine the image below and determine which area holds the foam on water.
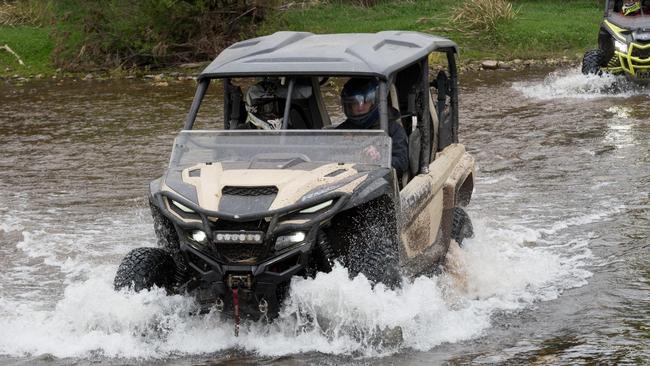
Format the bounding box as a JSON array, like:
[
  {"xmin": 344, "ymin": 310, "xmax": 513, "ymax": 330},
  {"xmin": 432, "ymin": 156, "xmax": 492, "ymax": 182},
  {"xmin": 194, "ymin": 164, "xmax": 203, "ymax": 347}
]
[
  {"xmin": 512, "ymin": 68, "xmax": 650, "ymax": 100},
  {"xmin": 0, "ymin": 213, "xmax": 596, "ymax": 359}
]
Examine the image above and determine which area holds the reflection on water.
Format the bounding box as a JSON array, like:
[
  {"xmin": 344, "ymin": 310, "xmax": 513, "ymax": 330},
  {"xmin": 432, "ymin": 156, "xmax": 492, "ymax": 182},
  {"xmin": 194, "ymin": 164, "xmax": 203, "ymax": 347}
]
[{"xmin": 0, "ymin": 70, "xmax": 648, "ymax": 364}]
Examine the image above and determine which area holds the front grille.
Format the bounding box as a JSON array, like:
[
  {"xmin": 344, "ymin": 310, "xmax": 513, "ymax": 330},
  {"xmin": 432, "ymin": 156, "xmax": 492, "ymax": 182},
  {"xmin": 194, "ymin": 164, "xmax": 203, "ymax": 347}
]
[
  {"xmin": 216, "ymin": 243, "xmax": 268, "ymax": 264},
  {"xmin": 222, "ymin": 186, "xmax": 278, "ymax": 196},
  {"xmin": 632, "ymin": 47, "xmax": 650, "ymax": 59}
]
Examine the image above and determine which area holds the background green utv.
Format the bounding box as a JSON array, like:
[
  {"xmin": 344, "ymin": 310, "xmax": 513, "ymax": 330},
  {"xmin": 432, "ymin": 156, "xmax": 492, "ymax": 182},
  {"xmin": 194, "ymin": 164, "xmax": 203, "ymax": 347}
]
[{"xmin": 1, "ymin": 0, "xmax": 603, "ymax": 77}]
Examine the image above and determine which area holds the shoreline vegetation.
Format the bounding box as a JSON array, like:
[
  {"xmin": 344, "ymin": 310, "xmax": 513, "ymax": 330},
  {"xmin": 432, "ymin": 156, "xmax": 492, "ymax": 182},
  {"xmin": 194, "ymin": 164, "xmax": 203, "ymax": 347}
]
[{"xmin": 1, "ymin": 0, "xmax": 603, "ymax": 81}]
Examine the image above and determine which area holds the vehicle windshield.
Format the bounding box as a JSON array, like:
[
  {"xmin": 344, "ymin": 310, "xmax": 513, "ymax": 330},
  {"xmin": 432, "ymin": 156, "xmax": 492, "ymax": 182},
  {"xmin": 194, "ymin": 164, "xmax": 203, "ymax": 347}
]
[{"xmin": 169, "ymin": 130, "xmax": 392, "ymax": 169}]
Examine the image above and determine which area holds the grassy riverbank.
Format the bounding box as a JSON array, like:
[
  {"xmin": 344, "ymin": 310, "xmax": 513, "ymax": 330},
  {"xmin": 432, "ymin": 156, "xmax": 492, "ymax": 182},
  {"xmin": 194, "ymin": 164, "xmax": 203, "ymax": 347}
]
[
  {"xmin": 261, "ymin": 0, "xmax": 603, "ymax": 62},
  {"xmin": 1, "ymin": 0, "xmax": 603, "ymax": 77},
  {"xmin": 0, "ymin": 25, "xmax": 53, "ymax": 76}
]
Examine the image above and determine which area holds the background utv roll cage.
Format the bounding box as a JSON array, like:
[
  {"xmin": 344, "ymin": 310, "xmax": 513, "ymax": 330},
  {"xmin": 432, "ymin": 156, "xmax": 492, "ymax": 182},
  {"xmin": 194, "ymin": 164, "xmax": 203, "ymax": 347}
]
[
  {"xmin": 607, "ymin": 0, "xmax": 650, "ymax": 14},
  {"xmin": 181, "ymin": 48, "xmax": 459, "ymax": 177}
]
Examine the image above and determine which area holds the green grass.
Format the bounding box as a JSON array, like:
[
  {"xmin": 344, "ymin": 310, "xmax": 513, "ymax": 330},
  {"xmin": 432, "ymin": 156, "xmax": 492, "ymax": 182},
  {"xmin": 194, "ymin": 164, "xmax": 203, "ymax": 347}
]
[
  {"xmin": 0, "ymin": 25, "xmax": 53, "ymax": 76},
  {"xmin": 0, "ymin": 0, "xmax": 605, "ymax": 77},
  {"xmin": 261, "ymin": 0, "xmax": 604, "ymax": 62}
]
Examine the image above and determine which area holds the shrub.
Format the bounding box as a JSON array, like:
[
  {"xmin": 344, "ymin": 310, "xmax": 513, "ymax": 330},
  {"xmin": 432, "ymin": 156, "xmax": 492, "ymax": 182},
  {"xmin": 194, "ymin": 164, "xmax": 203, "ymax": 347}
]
[
  {"xmin": 317, "ymin": 0, "xmax": 383, "ymax": 7},
  {"xmin": 51, "ymin": 0, "xmax": 275, "ymax": 71},
  {"xmin": 450, "ymin": 0, "xmax": 518, "ymax": 33}
]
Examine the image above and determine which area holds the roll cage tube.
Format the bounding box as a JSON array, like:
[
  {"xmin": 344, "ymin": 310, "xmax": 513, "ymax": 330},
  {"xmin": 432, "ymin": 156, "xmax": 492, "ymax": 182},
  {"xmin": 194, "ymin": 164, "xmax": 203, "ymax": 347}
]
[
  {"xmin": 224, "ymin": 78, "xmax": 232, "ymax": 129},
  {"xmin": 224, "ymin": 78, "xmax": 244, "ymax": 130},
  {"xmin": 184, "ymin": 78, "xmax": 210, "ymax": 130},
  {"xmin": 379, "ymin": 80, "xmax": 389, "ymax": 132},
  {"xmin": 419, "ymin": 56, "xmax": 431, "ymax": 174},
  {"xmin": 432, "ymin": 48, "xmax": 459, "ymax": 151},
  {"xmin": 447, "ymin": 50, "xmax": 459, "ymax": 144},
  {"xmin": 281, "ymin": 78, "xmax": 296, "ymax": 129}
]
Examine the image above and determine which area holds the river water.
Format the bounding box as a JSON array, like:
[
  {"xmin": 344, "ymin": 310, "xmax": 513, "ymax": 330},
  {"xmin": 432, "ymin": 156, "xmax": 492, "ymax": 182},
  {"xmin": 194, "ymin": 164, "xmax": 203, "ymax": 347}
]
[{"xmin": 0, "ymin": 68, "xmax": 648, "ymax": 365}]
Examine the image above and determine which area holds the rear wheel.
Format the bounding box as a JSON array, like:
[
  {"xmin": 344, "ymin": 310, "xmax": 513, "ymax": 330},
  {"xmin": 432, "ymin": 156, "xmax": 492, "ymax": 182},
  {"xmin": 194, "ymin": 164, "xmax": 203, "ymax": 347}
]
[
  {"xmin": 451, "ymin": 207, "xmax": 473, "ymax": 246},
  {"xmin": 582, "ymin": 49, "xmax": 606, "ymax": 75},
  {"xmin": 114, "ymin": 247, "xmax": 176, "ymax": 292}
]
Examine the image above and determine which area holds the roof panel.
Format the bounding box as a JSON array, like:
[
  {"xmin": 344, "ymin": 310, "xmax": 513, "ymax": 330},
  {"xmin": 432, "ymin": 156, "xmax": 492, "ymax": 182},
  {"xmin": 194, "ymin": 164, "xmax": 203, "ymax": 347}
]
[{"xmin": 200, "ymin": 31, "xmax": 458, "ymax": 79}]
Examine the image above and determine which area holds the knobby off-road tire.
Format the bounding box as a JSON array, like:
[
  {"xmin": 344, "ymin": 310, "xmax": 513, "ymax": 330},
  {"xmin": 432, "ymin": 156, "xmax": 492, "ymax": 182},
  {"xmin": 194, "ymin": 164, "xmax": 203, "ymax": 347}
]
[
  {"xmin": 150, "ymin": 198, "xmax": 189, "ymax": 283},
  {"xmin": 582, "ymin": 49, "xmax": 607, "ymax": 75},
  {"xmin": 451, "ymin": 207, "xmax": 473, "ymax": 246},
  {"xmin": 313, "ymin": 231, "xmax": 336, "ymax": 273},
  {"xmin": 347, "ymin": 234, "xmax": 400, "ymax": 287},
  {"xmin": 114, "ymin": 247, "xmax": 176, "ymax": 292},
  {"xmin": 344, "ymin": 197, "xmax": 401, "ymax": 287}
]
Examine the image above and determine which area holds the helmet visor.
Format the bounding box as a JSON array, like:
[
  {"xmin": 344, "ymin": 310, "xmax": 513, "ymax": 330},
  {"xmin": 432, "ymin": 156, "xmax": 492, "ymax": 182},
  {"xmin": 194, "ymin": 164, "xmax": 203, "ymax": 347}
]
[{"xmin": 342, "ymin": 87, "xmax": 377, "ymax": 118}]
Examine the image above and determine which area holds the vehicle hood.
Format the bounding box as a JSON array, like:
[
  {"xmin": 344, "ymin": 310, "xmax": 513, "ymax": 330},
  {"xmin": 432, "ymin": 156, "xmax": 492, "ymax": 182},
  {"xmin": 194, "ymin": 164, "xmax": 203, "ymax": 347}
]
[{"xmin": 160, "ymin": 161, "xmax": 376, "ymax": 215}]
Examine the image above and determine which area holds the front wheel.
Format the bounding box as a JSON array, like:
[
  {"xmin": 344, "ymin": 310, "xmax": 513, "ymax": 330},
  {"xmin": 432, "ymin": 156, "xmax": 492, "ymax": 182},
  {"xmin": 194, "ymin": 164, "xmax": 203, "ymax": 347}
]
[
  {"xmin": 114, "ymin": 247, "xmax": 176, "ymax": 292},
  {"xmin": 344, "ymin": 197, "xmax": 401, "ymax": 287},
  {"xmin": 582, "ymin": 49, "xmax": 607, "ymax": 75},
  {"xmin": 347, "ymin": 233, "xmax": 401, "ymax": 287},
  {"xmin": 451, "ymin": 207, "xmax": 474, "ymax": 246}
]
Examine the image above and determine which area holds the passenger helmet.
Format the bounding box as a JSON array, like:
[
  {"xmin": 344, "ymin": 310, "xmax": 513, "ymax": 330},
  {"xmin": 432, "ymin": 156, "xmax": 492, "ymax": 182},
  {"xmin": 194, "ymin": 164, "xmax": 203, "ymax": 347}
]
[
  {"xmin": 623, "ymin": 0, "xmax": 641, "ymax": 15},
  {"xmin": 341, "ymin": 78, "xmax": 380, "ymax": 128},
  {"xmin": 245, "ymin": 79, "xmax": 285, "ymax": 130}
]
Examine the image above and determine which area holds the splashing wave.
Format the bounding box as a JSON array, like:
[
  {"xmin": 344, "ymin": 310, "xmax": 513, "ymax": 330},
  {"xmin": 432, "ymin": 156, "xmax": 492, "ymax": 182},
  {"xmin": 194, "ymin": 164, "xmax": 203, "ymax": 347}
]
[
  {"xmin": 0, "ymin": 215, "xmax": 595, "ymax": 359},
  {"xmin": 513, "ymin": 68, "xmax": 650, "ymax": 100}
]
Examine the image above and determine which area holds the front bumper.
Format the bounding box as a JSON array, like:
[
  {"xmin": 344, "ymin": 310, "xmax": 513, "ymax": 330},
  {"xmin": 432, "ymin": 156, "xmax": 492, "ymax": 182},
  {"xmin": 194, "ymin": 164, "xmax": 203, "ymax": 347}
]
[
  {"xmin": 604, "ymin": 43, "xmax": 650, "ymax": 78},
  {"xmin": 181, "ymin": 227, "xmax": 318, "ymax": 318}
]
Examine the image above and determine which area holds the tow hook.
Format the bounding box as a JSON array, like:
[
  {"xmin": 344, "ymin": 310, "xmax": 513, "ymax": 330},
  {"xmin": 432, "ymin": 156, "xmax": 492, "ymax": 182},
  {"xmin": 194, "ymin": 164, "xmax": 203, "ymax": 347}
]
[
  {"xmin": 258, "ymin": 298, "xmax": 268, "ymax": 315},
  {"xmin": 215, "ymin": 298, "xmax": 224, "ymax": 312}
]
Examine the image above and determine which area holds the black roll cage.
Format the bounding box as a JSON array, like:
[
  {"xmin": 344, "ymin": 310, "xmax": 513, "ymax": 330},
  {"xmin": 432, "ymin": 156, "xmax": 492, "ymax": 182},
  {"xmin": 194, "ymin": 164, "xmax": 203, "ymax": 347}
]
[{"xmin": 181, "ymin": 48, "xmax": 459, "ymax": 175}]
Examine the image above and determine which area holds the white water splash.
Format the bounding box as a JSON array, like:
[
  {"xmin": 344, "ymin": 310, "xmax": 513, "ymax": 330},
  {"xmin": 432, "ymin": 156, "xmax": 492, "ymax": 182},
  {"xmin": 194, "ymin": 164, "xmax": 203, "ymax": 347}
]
[
  {"xmin": 606, "ymin": 106, "xmax": 631, "ymax": 119},
  {"xmin": 0, "ymin": 214, "xmax": 595, "ymax": 360},
  {"xmin": 512, "ymin": 68, "xmax": 650, "ymax": 100}
]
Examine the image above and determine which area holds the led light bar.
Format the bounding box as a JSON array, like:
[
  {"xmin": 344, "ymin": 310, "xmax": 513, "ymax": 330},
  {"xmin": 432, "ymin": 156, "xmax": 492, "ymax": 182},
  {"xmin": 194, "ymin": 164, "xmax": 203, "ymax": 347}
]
[{"xmin": 214, "ymin": 231, "xmax": 264, "ymax": 244}]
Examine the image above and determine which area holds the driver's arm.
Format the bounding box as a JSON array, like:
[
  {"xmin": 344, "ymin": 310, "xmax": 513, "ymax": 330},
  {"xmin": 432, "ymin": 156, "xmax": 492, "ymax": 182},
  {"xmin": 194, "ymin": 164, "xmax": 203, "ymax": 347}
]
[{"xmin": 389, "ymin": 121, "xmax": 409, "ymax": 178}]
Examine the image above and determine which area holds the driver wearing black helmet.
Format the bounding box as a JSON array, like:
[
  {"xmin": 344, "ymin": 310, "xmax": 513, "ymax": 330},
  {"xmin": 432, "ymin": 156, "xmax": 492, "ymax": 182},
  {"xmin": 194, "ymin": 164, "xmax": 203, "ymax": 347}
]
[{"xmin": 336, "ymin": 78, "xmax": 409, "ymax": 178}]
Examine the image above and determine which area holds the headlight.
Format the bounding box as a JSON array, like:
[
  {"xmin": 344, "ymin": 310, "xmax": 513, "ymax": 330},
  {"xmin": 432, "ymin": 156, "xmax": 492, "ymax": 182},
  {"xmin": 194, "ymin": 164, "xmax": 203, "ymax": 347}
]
[
  {"xmin": 275, "ymin": 231, "xmax": 306, "ymax": 251},
  {"xmin": 171, "ymin": 200, "xmax": 195, "ymax": 213},
  {"xmin": 299, "ymin": 200, "xmax": 333, "ymax": 214},
  {"xmin": 191, "ymin": 230, "xmax": 207, "ymax": 244},
  {"xmin": 615, "ymin": 40, "xmax": 628, "ymax": 54}
]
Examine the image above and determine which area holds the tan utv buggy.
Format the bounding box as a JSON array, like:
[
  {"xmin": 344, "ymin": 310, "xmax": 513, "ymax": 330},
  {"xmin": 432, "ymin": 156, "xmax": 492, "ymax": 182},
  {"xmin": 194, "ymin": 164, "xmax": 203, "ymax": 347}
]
[{"xmin": 114, "ymin": 31, "xmax": 475, "ymax": 328}]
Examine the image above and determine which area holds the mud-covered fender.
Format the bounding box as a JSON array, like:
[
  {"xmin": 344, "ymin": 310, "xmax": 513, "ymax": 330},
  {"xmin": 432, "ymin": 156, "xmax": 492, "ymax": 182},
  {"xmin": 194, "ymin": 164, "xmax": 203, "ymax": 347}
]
[{"xmin": 442, "ymin": 152, "xmax": 475, "ymax": 210}]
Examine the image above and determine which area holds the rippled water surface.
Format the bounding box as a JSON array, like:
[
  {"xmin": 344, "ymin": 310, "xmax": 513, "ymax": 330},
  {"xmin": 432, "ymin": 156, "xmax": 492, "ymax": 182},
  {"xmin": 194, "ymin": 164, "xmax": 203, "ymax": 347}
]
[{"xmin": 0, "ymin": 68, "xmax": 648, "ymax": 365}]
